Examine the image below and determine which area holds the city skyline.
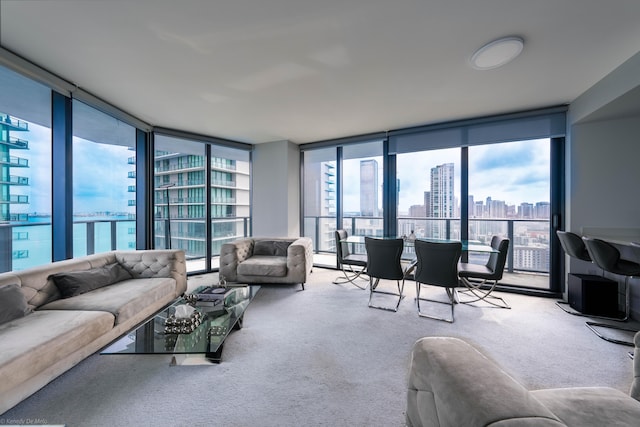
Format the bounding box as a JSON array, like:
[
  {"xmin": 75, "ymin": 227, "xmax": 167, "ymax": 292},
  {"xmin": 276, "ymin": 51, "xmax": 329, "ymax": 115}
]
[{"xmin": 342, "ymin": 138, "xmax": 550, "ymax": 216}]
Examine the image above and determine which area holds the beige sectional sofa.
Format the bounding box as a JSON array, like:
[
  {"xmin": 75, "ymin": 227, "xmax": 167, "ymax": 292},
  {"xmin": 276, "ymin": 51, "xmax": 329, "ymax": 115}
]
[
  {"xmin": 406, "ymin": 336, "xmax": 640, "ymax": 426},
  {"xmin": 219, "ymin": 237, "xmax": 313, "ymax": 289},
  {"xmin": 0, "ymin": 249, "xmax": 186, "ymax": 414}
]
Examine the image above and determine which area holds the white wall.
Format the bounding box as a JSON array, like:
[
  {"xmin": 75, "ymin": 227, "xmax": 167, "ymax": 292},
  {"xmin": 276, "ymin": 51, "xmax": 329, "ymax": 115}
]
[
  {"xmin": 569, "ymin": 117, "xmax": 640, "ymax": 231},
  {"xmin": 251, "ymin": 140, "xmax": 300, "ymax": 237},
  {"xmin": 567, "ymin": 51, "xmax": 640, "ymax": 318}
]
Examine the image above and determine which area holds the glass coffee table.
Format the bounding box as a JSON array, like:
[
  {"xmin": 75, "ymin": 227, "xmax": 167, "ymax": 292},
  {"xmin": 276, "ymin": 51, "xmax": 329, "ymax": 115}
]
[{"xmin": 101, "ymin": 285, "xmax": 260, "ymax": 364}]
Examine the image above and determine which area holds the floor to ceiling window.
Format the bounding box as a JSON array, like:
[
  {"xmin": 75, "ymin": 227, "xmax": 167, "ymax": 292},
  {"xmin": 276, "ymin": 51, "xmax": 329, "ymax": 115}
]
[
  {"xmin": 210, "ymin": 145, "xmax": 251, "ymax": 268},
  {"xmin": 302, "ymin": 108, "xmax": 565, "ymax": 293},
  {"xmin": 0, "ymin": 65, "xmax": 52, "ymax": 272},
  {"xmin": 154, "ymin": 134, "xmax": 251, "ymax": 273},
  {"xmin": 1, "ymin": 53, "xmax": 253, "ymax": 275},
  {"xmin": 397, "ymin": 148, "xmax": 460, "ymax": 241},
  {"xmin": 303, "ymin": 147, "xmax": 337, "ymax": 262},
  {"xmin": 72, "ymin": 100, "xmax": 136, "ymax": 257},
  {"xmin": 341, "ymin": 141, "xmax": 384, "ymax": 237},
  {"xmin": 468, "ymin": 139, "xmax": 551, "ymax": 288},
  {"xmin": 154, "ymin": 136, "xmax": 207, "ymax": 269}
]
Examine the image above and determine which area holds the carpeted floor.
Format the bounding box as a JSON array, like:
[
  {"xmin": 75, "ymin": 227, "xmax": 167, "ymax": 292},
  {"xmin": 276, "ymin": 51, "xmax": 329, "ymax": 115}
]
[{"xmin": 2, "ymin": 268, "xmax": 637, "ymax": 426}]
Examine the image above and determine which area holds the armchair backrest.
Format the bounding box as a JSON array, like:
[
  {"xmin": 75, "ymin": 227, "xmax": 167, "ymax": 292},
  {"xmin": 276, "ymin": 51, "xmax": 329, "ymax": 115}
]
[{"xmin": 631, "ymin": 332, "xmax": 640, "ymax": 401}]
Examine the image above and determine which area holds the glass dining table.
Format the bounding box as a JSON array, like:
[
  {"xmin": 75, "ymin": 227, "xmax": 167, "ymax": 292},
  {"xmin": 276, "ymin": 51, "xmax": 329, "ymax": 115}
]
[
  {"xmin": 342, "ymin": 235, "xmax": 497, "ymax": 253},
  {"xmin": 341, "ymin": 235, "xmax": 497, "ymax": 277}
]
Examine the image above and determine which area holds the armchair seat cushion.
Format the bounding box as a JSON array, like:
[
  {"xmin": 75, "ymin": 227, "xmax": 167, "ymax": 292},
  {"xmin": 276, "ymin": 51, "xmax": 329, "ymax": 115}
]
[
  {"xmin": 532, "ymin": 387, "xmax": 640, "ymax": 427},
  {"xmin": 238, "ymin": 256, "xmax": 287, "ymax": 277}
]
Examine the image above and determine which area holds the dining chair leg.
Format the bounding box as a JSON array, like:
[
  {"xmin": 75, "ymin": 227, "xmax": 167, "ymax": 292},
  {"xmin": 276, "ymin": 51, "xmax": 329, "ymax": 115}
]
[
  {"xmin": 333, "ymin": 265, "xmax": 368, "ymax": 289},
  {"xmin": 416, "ymin": 282, "xmax": 456, "ymax": 323},
  {"xmin": 458, "ymin": 278, "xmax": 510, "ymax": 309},
  {"xmin": 368, "ymin": 278, "xmax": 404, "ymax": 312}
]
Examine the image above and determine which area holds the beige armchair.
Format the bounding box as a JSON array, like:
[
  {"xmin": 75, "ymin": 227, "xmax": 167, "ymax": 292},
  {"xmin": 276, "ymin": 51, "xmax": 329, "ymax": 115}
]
[
  {"xmin": 219, "ymin": 237, "xmax": 313, "ymax": 290},
  {"xmin": 406, "ymin": 336, "xmax": 640, "ymax": 426}
]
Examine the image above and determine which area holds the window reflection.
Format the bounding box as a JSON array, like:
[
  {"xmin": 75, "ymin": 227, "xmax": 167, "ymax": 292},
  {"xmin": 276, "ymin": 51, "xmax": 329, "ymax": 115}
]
[
  {"xmin": 72, "ymin": 100, "xmax": 136, "ymax": 257},
  {"xmin": 0, "ymin": 66, "xmax": 52, "ymax": 272}
]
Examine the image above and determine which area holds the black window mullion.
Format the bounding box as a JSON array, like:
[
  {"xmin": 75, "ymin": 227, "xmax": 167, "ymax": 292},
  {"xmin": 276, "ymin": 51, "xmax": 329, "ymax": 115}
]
[
  {"xmin": 460, "ymin": 146, "xmax": 469, "ymax": 263},
  {"xmin": 51, "ymin": 91, "xmax": 72, "ymax": 261},
  {"xmin": 136, "ymin": 129, "xmax": 152, "ymax": 249},
  {"xmin": 336, "ymin": 146, "xmax": 343, "ymax": 233},
  {"xmin": 383, "ymin": 138, "xmax": 397, "ymax": 238},
  {"xmin": 205, "ymin": 144, "xmax": 212, "ymax": 271}
]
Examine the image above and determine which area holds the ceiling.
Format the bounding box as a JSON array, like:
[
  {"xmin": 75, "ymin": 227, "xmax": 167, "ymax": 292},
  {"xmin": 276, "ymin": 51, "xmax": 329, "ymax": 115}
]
[{"xmin": 1, "ymin": 0, "xmax": 640, "ymax": 145}]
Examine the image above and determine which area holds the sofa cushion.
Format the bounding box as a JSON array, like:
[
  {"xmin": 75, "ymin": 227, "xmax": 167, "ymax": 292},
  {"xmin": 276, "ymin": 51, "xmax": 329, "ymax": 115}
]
[
  {"xmin": 532, "ymin": 387, "xmax": 640, "ymax": 426},
  {"xmin": 253, "ymin": 240, "xmax": 291, "ymax": 256},
  {"xmin": 39, "ymin": 277, "xmax": 176, "ymax": 325},
  {"xmin": 0, "ymin": 309, "xmax": 114, "ymax": 396},
  {"xmin": 0, "ymin": 284, "xmax": 32, "ymax": 325},
  {"xmin": 49, "ymin": 263, "xmax": 133, "ymax": 298},
  {"xmin": 238, "ymin": 256, "xmax": 287, "ymax": 277}
]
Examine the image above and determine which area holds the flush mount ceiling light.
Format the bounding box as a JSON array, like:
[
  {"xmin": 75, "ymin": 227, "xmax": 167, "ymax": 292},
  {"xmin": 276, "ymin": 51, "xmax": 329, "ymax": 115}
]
[{"xmin": 470, "ymin": 36, "xmax": 524, "ymax": 70}]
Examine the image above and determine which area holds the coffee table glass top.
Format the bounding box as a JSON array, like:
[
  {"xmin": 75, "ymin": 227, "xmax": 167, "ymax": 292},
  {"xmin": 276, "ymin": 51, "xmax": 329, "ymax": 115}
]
[{"xmin": 101, "ymin": 285, "xmax": 259, "ymax": 360}]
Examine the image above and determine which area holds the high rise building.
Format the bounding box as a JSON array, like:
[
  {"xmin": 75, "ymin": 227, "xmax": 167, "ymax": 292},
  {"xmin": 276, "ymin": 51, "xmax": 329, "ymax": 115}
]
[
  {"xmin": 424, "ymin": 191, "xmax": 431, "ymax": 217},
  {"xmin": 519, "ymin": 202, "xmax": 534, "ymax": 218},
  {"xmin": 360, "ymin": 159, "xmax": 379, "ymax": 217},
  {"xmin": 0, "ymin": 113, "xmax": 30, "ymax": 223},
  {"xmin": 535, "ymin": 201, "xmax": 550, "ymax": 219},
  {"xmin": 429, "ymin": 163, "xmax": 454, "ymax": 238},
  {"xmin": 153, "ymin": 152, "xmax": 250, "ymax": 258},
  {"xmin": 304, "ymin": 160, "xmax": 336, "ymax": 251}
]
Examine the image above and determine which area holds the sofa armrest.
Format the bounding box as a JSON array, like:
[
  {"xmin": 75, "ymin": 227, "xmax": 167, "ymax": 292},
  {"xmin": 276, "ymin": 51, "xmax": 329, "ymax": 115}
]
[
  {"xmin": 115, "ymin": 249, "xmax": 187, "ymax": 296},
  {"xmin": 631, "ymin": 331, "xmax": 640, "ymax": 401},
  {"xmin": 406, "ymin": 337, "xmax": 561, "ymax": 427},
  {"xmin": 287, "ymin": 237, "xmax": 313, "ymax": 279},
  {"xmin": 220, "ymin": 238, "xmax": 254, "ymax": 282}
]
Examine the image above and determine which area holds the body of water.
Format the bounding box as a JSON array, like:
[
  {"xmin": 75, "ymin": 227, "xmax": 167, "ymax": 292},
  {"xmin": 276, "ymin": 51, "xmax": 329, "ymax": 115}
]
[{"xmin": 11, "ymin": 215, "xmax": 135, "ymax": 270}]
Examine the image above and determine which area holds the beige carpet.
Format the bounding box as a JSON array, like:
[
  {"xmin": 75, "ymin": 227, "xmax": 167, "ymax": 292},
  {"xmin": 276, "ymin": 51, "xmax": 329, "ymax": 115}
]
[{"xmin": 2, "ymin": 268, "xmax": 637, "ymax": 426}]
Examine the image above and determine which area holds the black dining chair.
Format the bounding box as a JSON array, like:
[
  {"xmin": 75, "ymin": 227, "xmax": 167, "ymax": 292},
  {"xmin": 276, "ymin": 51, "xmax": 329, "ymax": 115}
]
[
  {"xmin": 364, "ymin": 237, "xmax": 405, "ymax": 312},
  {"xmin": 457, "ymin": 236, "xmax": 510, "ymax": 309},
  {"xmin": 581, "ymin": 237, "xmax": 640, "ymax": 346},
  {"xmin": 414, "ymin": 240, "xmax": 462, "ymax": 322},
  {"xmin": 555, "ymin": 230, "xmax": 608, "ymax": 317},
  {"xmin": 333, "ymin": 229, "xmax": 368, "ymax": 289}
]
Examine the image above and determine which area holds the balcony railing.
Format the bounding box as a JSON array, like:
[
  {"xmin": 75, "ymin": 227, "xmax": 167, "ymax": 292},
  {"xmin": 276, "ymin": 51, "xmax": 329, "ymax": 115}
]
[
  {"xmin": 0, "ymin": 218, "xmax": 137, "ymax": 273},
  {"xmin": 0, "ymin": 155, "xmax": 29, "ymax": 167},
  {"xmin": 155, "ymin": 160, "xmax": 206, "ymax": 173},
  {"xmin": 154, "ymin": 180, "xmax": 205, "ymax": 189},
  {"xmin": 211, "ymin": 179, "xmax": 236, "ymax": 187},
  {"xmin": 4, "ymin": 136, "xmax": 29, "ymax": 149},
  {"xmin": 211, "ymin": 160, "xmax": 236, "ymax": 171},
  {"xmin": 0, "ymin": 114, "xmax": 29, "ymax": 131},
  {"xmin": 0, "ymin": 175, "xmax": 29, "ymax": 185},
  {"xmin": 0, "ymin": 195, "xmax": 29, "ymax": 204},
  {"xmin": 304, "ymin": 215, "xmax": 551, "ymax": 274}
]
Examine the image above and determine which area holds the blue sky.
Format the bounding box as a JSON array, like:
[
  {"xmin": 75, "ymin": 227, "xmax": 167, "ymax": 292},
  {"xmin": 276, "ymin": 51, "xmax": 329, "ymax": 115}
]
[
  {"xmin": 12, "ymin": 122, "xmax": 134, "ymax": 215},
  {"xmin": 14, "ymin": 119, "xmax": 549, "ymax": 217},
  {"xmin": 345, "ymin": 139, "xmax": 550, "ymax": 214}
]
